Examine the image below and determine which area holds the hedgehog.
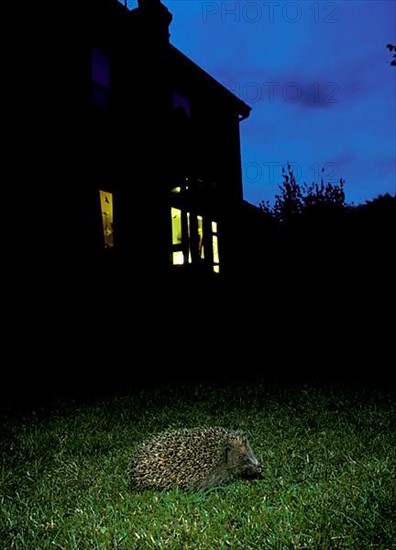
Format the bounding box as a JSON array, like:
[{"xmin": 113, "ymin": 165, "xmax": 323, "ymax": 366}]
[{"xmin": 129, "ymin": 427, "xmax": 262, "ymax": 491}]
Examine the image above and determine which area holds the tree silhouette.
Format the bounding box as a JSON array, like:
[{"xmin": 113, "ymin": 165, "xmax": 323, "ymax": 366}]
[
  {"xmin": 303, "ymin": 178, "xmax": 346, "ymax": 210},
  {"xmin": 259, "ymin": 164, "xmax": 347, "ymax": 222}
]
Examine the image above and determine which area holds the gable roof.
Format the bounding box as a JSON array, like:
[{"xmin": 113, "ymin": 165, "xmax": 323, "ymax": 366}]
[{"xmin": 169, "ymin": 45, "xmax": 251, "ymax": 121}]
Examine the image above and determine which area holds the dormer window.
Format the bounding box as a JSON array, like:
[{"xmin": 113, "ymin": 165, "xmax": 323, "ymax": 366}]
[{"xmin": 92, "ymin": 48, "xmax": 111, "ymax": 107}]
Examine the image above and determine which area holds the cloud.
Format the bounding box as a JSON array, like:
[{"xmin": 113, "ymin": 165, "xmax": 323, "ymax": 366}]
[{"xmin": 333, "ymin": 151, "xmax": 358, "ymax": 167}]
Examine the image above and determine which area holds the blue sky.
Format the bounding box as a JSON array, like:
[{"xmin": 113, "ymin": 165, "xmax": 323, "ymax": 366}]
[{"xmin": 128, "ymin": 1, "xmax": 396, "ymax": 206}]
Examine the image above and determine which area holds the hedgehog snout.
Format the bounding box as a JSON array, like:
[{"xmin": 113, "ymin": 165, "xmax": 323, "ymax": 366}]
[
  {"xmin": 251, "ymin": 460, "xmax": 263, "ymax": 477},
  {"xmin": 242, "ymin": 456, "xmax": 263, "ymax": 478}
]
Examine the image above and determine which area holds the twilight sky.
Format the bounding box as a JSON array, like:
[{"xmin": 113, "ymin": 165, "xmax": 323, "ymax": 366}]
[{"xmin": 128, "ymin": 0, "xmax": 396, "ymax": 206}]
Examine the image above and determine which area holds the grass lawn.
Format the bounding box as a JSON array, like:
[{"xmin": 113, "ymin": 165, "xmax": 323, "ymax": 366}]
[{"xmin": 1, "ymin": 383, "xmax": 395, "ymax": 549}]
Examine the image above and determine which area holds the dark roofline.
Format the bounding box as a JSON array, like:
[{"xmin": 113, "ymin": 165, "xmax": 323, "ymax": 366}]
[{"xmin": 169, "ymin": 45, "xmax": 251, "ymax": 121}]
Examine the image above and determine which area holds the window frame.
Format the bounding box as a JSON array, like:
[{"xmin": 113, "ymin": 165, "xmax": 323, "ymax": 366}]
[
  {"xmin": 170, "ymin": 204, "xmax": 220, "ymax": 273},
  {"xmin": 92, "ymin": 47, "xmax": 111, "ymax": 107},
  {"xmin": 99, "ymin": 189, "xmax": 115, "ymax": 249}
]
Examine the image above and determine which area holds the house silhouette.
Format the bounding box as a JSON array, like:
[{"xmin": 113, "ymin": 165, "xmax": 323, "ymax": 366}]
[
  {"xmin": 1, "ymin": 0, "xmax": 259, "ymax": 402},
  {"xmin": 6, "ymin": 0, "xmax": 392, "ymax": 403},
  {"xmin": 42, "ymin": 0, "xmax": 252, "ymax": 288}
]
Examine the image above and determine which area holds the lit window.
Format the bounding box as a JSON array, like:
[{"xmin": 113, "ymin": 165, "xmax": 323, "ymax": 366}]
[
  {"xmin": 171, "ymin": 210, "xmax": 219, "ymax": 272},
  {"xmin": 99, "ymin": 190, "xmax": 114, "ymax": 248},
  {"xmin": 172, "ymin": 251, "xmax": 184, "ymax": 265},
  {"xmin": 171, "ymin": 207, "xmax": 192, "ymax": 266},
  {"xmin": 187, "ymin": 212, "xmax": 192, "ymax": 264},
  {"xmin": 92, "ymin": 48, "xmax": 110, "ymax": 107},
  {"xmin": 171, "ymin": 207, "xmax": 184, "ymax": 266},
  {"xmin": 198, "ymin": 215, "xmax": 204, "ymax": 259},
  {"xmin": 212, "ymin": 221, "xmax": 220, "ymax": 273},
  {"xmin": 171, "ymin": 207, "xmax": 182, "ymax": 245}
]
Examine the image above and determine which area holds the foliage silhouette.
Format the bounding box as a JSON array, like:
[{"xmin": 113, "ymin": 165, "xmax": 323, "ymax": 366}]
[
  {"xmin": 254, "ymin": 166, "xmax": 395, "ymax": 299},
  {"xmin": 259, "ymin": 164, "xmax": 347, "ymax": 223},
  {"xmin": 386, "ymin": 43, "xmax": 396, "ymax": 66}
]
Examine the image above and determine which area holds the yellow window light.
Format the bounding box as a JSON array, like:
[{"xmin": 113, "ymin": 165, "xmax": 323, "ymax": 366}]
[
  {"xmin": 187, "ymin": 212, "xmax": 192, "ymax": 263},
  {"xmin": 171, "ymin": 208, "xmax": 182, "ymax": 245},
  {"xmin": 99, "ymin": 190, "xmax": 114, "ymax": 248},
  {"xmin": 172, "ymin": 251, "xmax": 184, "ymax": 265},
  {"xmin": 212, "ymin": 220, "xmax": 220, "ymax": 273},
  {"xmin": 198, "ymin": 215, "xmax": 204, "ymax": 259},
  {"xmin": 212, "ymin": 234, "xmax": 219, "ymax": 266}
]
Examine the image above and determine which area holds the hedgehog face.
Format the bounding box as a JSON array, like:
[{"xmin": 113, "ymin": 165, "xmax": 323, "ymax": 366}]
[
  {"xmin": 236, "ymin": 452, "xmax": 263, "ymax": 478},
  {"xmin": 226, "ymin": 438, "xmax": 262, "ymax": 479}
]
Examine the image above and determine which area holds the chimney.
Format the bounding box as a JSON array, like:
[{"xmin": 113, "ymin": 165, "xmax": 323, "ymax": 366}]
[
  {"xmin": 136, "ymin": 0, "xmax": 173, "ymax": 41},
  {"xmin": 137, "ymin": 0, "xmax": 162, "ymax": 8}
]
